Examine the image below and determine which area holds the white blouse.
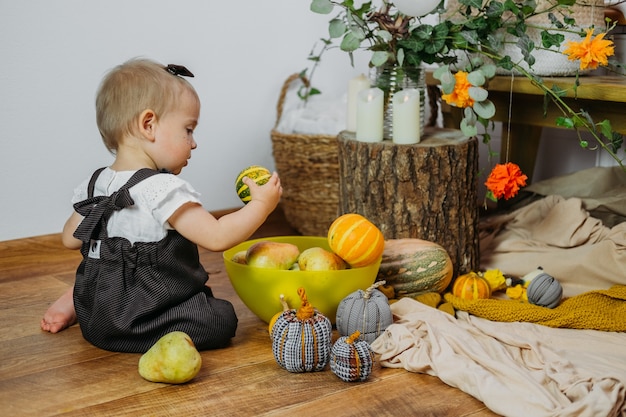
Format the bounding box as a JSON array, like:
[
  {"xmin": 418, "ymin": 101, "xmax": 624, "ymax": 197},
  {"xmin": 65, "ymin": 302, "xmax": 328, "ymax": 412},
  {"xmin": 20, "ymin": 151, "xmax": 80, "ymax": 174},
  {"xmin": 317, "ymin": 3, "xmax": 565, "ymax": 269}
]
[{"xmin": 71, "ymin": 168, "xmax": 201, "ymax": 244}]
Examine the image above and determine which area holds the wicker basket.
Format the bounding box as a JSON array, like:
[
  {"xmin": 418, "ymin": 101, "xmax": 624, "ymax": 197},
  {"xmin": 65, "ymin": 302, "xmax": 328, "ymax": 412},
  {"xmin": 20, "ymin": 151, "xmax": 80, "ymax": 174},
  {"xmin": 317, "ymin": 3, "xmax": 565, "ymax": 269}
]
[{"xmin": 271, "ymin": 74, "xmax": 340, "ymax": 237}]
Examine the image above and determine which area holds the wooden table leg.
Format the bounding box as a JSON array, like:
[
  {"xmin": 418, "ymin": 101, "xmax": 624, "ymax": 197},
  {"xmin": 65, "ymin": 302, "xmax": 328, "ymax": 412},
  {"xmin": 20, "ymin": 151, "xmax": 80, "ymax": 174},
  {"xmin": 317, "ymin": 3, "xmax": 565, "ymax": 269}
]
[{"xmin": 500, "ymin": 123, "xmax": 542, "ymax": 183}]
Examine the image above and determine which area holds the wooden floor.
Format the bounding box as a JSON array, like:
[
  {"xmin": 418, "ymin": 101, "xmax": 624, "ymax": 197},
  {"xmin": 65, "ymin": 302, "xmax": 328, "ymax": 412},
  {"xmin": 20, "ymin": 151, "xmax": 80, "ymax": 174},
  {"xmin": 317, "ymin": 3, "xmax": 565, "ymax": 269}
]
[{"xmin": 0, "ymin": 207, "xmax": 498, "ymax": 417}]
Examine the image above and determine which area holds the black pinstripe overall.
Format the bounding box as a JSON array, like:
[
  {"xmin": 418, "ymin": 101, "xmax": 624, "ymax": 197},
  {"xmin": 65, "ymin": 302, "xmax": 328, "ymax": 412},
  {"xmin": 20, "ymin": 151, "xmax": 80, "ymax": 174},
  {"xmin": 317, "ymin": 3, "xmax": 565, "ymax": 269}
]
[{"xmin": 71, "ymin": 168, "xmax": 237, "ymax": 353}]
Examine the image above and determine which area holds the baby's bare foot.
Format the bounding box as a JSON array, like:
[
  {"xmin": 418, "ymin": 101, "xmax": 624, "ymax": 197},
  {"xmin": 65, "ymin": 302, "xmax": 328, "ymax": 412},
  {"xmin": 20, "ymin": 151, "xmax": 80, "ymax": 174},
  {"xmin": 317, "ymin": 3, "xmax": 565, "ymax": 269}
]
[{"xmin": 41, "ymin": 287, "xmax": 76, "ymax": 333}]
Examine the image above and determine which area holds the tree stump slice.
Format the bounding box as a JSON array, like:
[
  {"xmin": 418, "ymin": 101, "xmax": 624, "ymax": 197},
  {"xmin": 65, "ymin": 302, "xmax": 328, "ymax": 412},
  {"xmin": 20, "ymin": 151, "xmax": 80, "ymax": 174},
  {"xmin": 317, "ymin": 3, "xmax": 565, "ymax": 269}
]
[{"xmin": 337, "ymin": 129, "xmax": 479, "ymax": 277}]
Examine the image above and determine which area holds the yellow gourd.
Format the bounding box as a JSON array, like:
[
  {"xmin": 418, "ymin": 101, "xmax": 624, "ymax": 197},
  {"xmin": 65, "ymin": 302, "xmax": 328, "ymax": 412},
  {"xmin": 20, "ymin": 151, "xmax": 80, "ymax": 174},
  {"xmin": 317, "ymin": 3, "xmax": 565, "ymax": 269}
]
[{"xmin": 327, "ymin": 213, "xmax": 384, "ymax": 268}]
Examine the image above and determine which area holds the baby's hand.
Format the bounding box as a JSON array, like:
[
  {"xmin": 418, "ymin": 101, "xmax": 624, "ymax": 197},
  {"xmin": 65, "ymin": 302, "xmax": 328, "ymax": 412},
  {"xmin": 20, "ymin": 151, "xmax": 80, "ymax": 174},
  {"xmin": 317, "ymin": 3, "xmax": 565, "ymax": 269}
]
[{"xmin": 243, "ymin": 171, "xmax": 282, "ymax": 212}]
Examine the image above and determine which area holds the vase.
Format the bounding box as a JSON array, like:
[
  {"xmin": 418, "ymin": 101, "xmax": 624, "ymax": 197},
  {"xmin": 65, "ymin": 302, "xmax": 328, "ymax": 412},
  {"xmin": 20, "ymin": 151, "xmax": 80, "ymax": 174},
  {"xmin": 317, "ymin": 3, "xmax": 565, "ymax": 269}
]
[{"xmin": 369, "ymin": 64, "xmax": 426, "ymax": 141}]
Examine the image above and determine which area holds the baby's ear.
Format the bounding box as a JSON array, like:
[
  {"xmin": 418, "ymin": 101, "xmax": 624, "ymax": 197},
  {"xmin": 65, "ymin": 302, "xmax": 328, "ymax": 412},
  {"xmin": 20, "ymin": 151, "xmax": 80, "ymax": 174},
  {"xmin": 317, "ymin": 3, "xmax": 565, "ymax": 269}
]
[{"xmin": 138, "ymin": 109, "xmax": 157, "ymax": 140}]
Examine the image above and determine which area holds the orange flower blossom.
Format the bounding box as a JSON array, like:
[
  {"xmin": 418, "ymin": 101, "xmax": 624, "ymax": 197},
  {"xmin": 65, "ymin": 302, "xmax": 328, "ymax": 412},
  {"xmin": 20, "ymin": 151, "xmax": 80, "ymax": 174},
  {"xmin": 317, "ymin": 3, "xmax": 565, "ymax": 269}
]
[
  {"xmin": 563, "ymin": 28, "xmax": 615, "ymax": 70},
  {"xmin": 441, "ymin": 71, "xmax": 474, "ymax": 108},
  {"xmin": 485, "ymin": 162, "xmax": 528, "ymax": 200}
]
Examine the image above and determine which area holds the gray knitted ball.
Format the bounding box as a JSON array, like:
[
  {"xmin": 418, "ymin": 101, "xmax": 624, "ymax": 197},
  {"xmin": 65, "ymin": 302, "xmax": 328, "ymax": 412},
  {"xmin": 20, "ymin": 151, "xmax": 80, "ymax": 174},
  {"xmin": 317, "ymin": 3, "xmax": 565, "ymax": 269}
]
[{"xmin": 526, "ymin": 272, "xmax": 562, "ymax": 308}]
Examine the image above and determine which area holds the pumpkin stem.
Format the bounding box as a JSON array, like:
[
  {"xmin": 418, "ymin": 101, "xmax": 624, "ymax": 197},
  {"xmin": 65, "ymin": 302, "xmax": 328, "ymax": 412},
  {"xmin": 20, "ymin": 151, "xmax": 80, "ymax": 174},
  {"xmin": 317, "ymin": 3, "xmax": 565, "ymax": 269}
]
[
  {"xmin": 346, "ymin": 331, "xmax": 361, "ymax": 344},
  {"xmin": 296, "ymin": 287, "xmax": 315, "ymax": 320},
  {"xmin": 364, "ymin": 280, "xmax": 386, "ymax": 299},
  {"xmin": 279, "ymin": 294, "xmax": 289, "ymax": 311}
]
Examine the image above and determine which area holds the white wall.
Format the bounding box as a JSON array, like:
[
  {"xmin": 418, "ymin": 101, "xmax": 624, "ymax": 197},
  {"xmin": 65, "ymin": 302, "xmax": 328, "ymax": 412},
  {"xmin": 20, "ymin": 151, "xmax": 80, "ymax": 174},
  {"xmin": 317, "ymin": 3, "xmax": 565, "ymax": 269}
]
[{"xmin": 0, "ymin": 0, "xmax": 368, "ymax": 241}]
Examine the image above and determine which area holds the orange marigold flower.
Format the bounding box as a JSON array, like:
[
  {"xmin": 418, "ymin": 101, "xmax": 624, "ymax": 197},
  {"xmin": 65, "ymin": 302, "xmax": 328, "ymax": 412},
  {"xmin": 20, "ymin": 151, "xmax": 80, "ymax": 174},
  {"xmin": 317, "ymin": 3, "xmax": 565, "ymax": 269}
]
[
  {"xmin": 441, "ymin": 71, "xmax": 474, "ymax": 108},
  {"xmin": 563, "ymin": 28, "xmax": 615, "ymax": 70},
  {"xmin": 485, "ymin": 162, "xmax": 528, "ymax": 200}
]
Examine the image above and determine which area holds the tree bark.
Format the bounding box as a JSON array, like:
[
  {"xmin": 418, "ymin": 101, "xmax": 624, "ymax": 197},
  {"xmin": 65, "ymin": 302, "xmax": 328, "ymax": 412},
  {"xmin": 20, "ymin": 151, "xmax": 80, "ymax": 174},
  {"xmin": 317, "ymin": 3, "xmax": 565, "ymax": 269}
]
[{"xmin": 337, "ymin": 129, "xmax": 479, "ymax": 277}]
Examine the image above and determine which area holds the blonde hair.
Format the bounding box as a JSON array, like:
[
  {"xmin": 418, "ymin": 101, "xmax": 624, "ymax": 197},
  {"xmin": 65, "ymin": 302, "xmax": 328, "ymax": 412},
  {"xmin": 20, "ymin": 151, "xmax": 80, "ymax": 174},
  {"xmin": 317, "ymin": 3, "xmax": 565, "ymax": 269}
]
[{"xmin": 95, "ymin": 58, "xmax": 199, "ymax": 152}]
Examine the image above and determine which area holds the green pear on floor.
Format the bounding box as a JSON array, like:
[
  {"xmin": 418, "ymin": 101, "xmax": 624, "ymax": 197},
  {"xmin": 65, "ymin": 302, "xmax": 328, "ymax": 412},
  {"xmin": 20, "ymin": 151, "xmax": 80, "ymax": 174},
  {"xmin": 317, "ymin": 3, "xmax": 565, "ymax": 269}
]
[{"xmin": 138, "ymin": 331, "xmax": 202, "ymax": 384}]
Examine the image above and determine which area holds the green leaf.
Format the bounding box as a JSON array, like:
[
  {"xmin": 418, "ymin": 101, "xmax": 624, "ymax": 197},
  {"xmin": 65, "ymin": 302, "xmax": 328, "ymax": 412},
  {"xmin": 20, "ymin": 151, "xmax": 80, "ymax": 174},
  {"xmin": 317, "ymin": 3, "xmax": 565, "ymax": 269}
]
[
  {"xmin": 555, "ymin": 117, "xmax": 574, "ymax": 128},
  {"xmin": 469, "ymin": 86, "xmax": 488, "ymax": 102},
  {"xmin": 540, "ymin": 31, "xmax": 564, "ymax": 49},
  {"xmin": 610, "ymin": 132, "xmax": 624, "ymax": 153},
  {"xmin": 461, "ymin": 0, "xmax": 483, "ymax": 8},
  {"xmin": 397, "ymin": 48, "xmax": 405, "ymax": 66},
  {"xmin": 520, "ymin": 2, "xmax": 535, "ymax": 15},
  {"xmin": 547, "ymin": 12, "xmax": 564, "ymax": 29},
  {"xmin": 461, "ymin": 118, "xmax": 478, "ymax": 137},
  {"xmin": 467, "ymin": 70, "xmax": 486, "ymax": 86},
  {"xmin": 563, "ymin": 16, "xmax": 575, "ymax": 26},
  {"xmin": 479, "ymin": 64, "xmax": 497, "ymax": 78},
  {"xmin": 371, "ymin": 51, "xmax": 390, "ymax": 66},
  {"xmin": 424, "ymin": 24, "xmax": 450, "ymax": 54},
  {"xmin": 433, "ymin": 65, "xmax": 449, "ymax": 80},
  {"xmin": 469, "ymin": 55, "xmax": 485, "ymax": 68},
  {"xmin": 340, "ymin": 31, "xmax": 362, "ymax": 52},
  {"xmin": 434, "ymin": 66, "xmax": 456, "ymax": 94},
  {"xmin": 516, "ymin": 35, "xmax": 536, "ymax": 67},
  {"xmin": 311, "ymin": 0, "xmax": 334, "ymax": 14},
  {"xmin": 378, "ymin": 30, "xmax": 393, "ymax": 43},
  {"xmin": 485, "ymin": 1, "xmax": 505, "ymax": 18},
  {"xmin": 497, "ymin": 56, "xmax": 514, "ymax": 71},
  {"xmin": 473, "ymin": 99, "xmax": 496, "ymax": 119},
  {"xmin": 329, "ymin": 19, "xmax": 347, "ymax": 38},
  {"xmin": 598, "ymin": 119, "xmax": 613, "ymax": 139},
  {"xmin": 458, "ymin": 29, "xmax": 479, "ymax": 46},
  {"xmin": 503, "ymin": 0, "xmax": 520, "ymax": 14},
  {"xmin": 464, "ymin": 106, "xmax": 477, "ymax": 124},
  {"xmin": 398, "ymin": 36, "xmax": 425, "ymax": 53},
  {"xmin": 486, "ymin": 190, "xmax": 498, "ymax": 202}
]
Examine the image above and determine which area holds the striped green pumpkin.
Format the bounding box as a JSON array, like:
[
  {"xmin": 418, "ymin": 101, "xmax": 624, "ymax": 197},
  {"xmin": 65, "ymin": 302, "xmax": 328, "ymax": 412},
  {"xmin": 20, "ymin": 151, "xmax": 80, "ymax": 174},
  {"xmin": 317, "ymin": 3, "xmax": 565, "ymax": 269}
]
[
  {"xmin": 235, "ymin": 165, "xmax": 271, "ymax": 203},
  {"xmin": 376, "ymin": 239, "xmax": 453, "ymax": 299}
]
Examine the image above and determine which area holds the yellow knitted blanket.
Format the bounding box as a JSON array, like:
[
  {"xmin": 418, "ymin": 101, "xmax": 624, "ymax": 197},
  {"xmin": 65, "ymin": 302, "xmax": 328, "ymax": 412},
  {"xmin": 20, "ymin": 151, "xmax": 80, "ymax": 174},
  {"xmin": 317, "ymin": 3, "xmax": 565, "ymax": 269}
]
[{"xmin": 444, "ymin": 285, "xmax": 626, "ymax": 331}]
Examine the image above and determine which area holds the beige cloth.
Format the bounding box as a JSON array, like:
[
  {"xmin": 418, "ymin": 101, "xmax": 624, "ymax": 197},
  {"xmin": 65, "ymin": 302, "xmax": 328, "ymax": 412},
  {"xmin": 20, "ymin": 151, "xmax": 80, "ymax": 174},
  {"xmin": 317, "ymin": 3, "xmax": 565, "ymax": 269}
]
[
  {"xmin": 521, "ymin": 166, "xmax": 626, "ymax": 227},
  {"xmin": 480, "ymin": 195, "xmax": 626, "ymax": 297},
  {"xmin": 371, "ymin": 298, "xmax": 626, "ymax": 417}
]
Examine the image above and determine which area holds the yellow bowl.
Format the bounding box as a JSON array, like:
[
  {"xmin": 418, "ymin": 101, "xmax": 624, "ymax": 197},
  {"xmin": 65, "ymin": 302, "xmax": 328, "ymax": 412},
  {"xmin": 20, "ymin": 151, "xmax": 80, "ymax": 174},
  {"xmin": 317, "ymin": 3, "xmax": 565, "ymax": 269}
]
[{"xmin": 223, "ymin": 236, "xmax": 381, "ymax": 324}]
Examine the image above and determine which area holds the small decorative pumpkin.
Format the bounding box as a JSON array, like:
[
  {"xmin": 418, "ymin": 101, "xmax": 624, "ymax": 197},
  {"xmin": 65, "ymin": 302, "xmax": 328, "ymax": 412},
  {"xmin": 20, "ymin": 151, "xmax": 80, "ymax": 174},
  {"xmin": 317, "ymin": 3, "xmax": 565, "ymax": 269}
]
[
  {"xmin": 376, "ymin": 238, "xmax": 454, "ymax": 298},
  {"xmin": 336, "ymin": 281, "xmax": 392, "ymax": 344},
  {"xmin": 452, "ymin": 272, "xmax": 492, "ymax": 300},
  {"xmin": 270, "ymin": 288, "xmax": 332, "ymax": 373},
  {"xmin": 327, "ymin": 213, "xmax": 385, "ymax": 268},
  {"xmin": 524, "ymin": 268, "xmax": 562, "ymax": 308},
  {"xmin": 330, "ymin": 331, "xmax": 374, "ymax": 382},
  {"xmin": 235, "ymin": 165, "xmax": 271, "ymax": 203}
]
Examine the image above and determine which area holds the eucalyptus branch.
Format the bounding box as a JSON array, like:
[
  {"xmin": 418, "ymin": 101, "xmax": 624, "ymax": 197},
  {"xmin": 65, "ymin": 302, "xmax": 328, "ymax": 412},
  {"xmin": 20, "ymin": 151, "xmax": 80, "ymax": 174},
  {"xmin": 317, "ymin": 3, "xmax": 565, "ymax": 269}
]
[
  {"xmin": 298, "ymin": 38, "xmax": 332, "ymax": 102},
  {"xmin": 475, "ymin": 48, "xmax": 625, "ymax": 170}
]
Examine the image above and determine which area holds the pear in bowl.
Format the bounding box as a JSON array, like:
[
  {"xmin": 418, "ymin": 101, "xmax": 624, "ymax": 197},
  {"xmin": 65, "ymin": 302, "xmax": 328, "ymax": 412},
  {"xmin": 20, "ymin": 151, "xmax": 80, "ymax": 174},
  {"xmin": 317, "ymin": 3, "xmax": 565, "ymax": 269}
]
[
  {"xmin": 246, "ymin": 241, "xmax": 300, "ymax": 270},
  {"xmin": 297, "ymin": 247, "xmax": 347, "ymax": 271}
]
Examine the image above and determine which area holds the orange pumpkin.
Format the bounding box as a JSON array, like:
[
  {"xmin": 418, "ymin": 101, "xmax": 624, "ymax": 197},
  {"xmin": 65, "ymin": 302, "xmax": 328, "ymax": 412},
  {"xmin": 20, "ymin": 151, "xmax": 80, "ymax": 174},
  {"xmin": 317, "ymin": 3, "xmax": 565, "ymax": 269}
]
[
  {"xmin": 452, "ymin": 272, "xmax": 491, "ymax": 300},
  {"xmin": 328, "ymin": 214, "xmax": 384, "ymax": 268}
]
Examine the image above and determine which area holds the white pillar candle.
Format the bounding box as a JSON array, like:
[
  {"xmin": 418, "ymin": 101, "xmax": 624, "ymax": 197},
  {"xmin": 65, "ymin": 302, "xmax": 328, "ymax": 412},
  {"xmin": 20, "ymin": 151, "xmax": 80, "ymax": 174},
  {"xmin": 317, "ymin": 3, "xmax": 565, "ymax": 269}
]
[
  {"xmin": 356, "ymin": 88, "xmax": 384, "ymax": 142},
  {"xmin": 346, "ymin": 74, "xmax": 371, "ymax": 132},
  {"xmin": 392, "ymin": 88, "xmax": 421, "ymax": 144}
]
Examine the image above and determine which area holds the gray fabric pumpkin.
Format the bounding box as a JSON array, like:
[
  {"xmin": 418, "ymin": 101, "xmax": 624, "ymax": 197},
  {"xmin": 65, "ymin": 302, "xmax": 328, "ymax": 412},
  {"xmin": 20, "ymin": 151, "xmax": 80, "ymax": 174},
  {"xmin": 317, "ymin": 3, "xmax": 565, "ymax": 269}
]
[
  {"xmin": 525, "ymin": 269, "xmax": 563, "ymax": 308},
  {"xmin": 336, "ymin": 281, "xmax": 392, "ymax": 344}
]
